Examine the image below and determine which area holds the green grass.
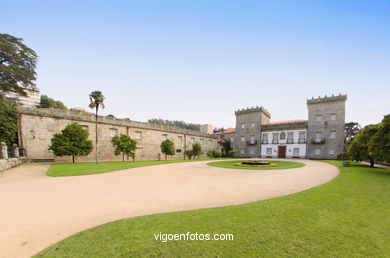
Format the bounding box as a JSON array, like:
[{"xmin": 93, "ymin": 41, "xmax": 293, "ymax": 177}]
[
  {"xmin": 36, "ymin": 161, "xmax": 390, "ymax": 257},
  {"xmin": 207, "ymin": 160, "xmax": 305, "ymax": 170},
  {"xmin": 47, "ymin": 158, "xmax": 238, "ymax": 177}
]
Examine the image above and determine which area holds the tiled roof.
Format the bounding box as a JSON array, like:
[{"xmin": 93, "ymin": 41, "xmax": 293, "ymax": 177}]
[
  {"xmin": 213, "ymin": 128, "xmax": 236, "ymax": 135},
  {"xmin": 267, "ymin": 120, "xmax": 307, "ymax": 125}
]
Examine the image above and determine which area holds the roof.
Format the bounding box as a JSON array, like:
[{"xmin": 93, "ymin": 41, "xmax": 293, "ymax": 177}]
[
  {"xmin": 267, "ymin": 120, "xmax": 307, "ymax": 125},
  {"xmin": 213, "ymin": 128, "xmax": 236, "ymax": 135}
]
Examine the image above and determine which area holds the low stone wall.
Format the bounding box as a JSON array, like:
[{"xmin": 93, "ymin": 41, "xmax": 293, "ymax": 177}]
[{"xmin": 0, "ymin": 158, "xmax": 25, "ymax": 172}]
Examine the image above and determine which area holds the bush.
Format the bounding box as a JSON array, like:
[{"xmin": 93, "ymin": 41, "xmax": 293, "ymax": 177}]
[
  {"xmin": 185, "ymin": 150, "xmax": 194, "ymax": 159},
  {"xmin": 337, "ymin": 152, "xmax": 349, "ymax": 160},
  {"xmin": 207, "ymin": 150, "xmax": 222, "ymax": 158}
]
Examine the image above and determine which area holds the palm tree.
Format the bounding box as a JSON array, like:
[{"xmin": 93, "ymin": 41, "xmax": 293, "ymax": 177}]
[{"xmin": 89, "ymin": 91, "xmax": 105, "ymax": 164}]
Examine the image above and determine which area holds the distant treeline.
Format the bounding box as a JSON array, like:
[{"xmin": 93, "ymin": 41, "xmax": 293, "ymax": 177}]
[{"xmin": 148, "ymin": 118, "xmax": 200, "ymax": 131}]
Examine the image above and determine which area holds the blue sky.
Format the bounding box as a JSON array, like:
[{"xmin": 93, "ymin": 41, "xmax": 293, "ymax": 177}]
[{"xmin": 2, "ymin": 0, "xmax": 389, "ymax": 127}]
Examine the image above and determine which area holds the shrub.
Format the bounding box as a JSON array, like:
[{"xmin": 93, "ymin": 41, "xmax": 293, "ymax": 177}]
[
  {"xmin": 185, "ymin": 150, "xmax": 194, "ymax": 159},
  {"xmin": 207, "ymin": 150, "xmax": 222, "ymax": 158},
  {"xmin": 337, "ymin": 152, "xmax": 349, "ymax": 160}
]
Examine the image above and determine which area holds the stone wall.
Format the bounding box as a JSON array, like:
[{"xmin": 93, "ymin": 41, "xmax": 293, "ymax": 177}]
[
  {"xmin": 0, "ymin": 158, "xmax": 24, "ymax": 172},
  {"xmin": 18, "ymin": 108, "xmax": 218, "ymax": 162}
]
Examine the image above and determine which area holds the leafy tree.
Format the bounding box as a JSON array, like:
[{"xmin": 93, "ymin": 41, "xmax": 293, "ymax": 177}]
[
  {"xmin": 38, "ymin": 95, "xmax": 67, "ymax": 110},
  {"xmin": 49, "ymin": 123, "xmax": 93, "ymax": 163},
  {"xmin": 348, "ymin": 124, "xmax": 378, "ymax": 167},
  {"xmin": 218, "ymin": 138, "xmax": 232, "ymax": 156},
  {"xmin": 160, "ymin": 139, "xmax": 175, "ymax": 160},
  {"xmin": 0, "ymin": 33, "xmax": 38, "ymax": 96},
  {"xmin": 369, "ymin": 114, "xmax": 390, "ymax": 163},
  {"xmin": 185, "ymin": 149, "xmax": 194, "ymax": 159},
  {"xmin": 344, "ymin": 122, "xmax": 361, "ymax": 150},
  {"xmin": 191, "ymin": 142, "xmax": 203, "ymax": 159},
  {"xmin": 0, "ymin": 97, "xmax": 17, "ymax": 145},
  {"xmin": 111, "ymin": 134, "xmax": 137, "ymax": 162},
  {"xmin": 89, "ymin": 91, "xmax": 105, "ymax": 164},
  {"xmin": 148, "ymin": 118, "xmax": 200, "ymax": 131}
]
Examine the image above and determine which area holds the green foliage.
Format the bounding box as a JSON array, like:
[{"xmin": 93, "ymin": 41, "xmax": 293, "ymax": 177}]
[
  {"xmin": 49, "ymin": 123, "xmax": 93, "ymax": 163},
  {"xmin": 229, "ymin": 149, "xmax": 238, "ymax": 156},
  {"xmin": 111, "ymin": 134, "xmax": 137, "ymax": 162},
  {"xmin": 89, "ymin": 90, "xmax": 105, "ymax": 164},
  {"xmin": 344, "ymin": 122, "xmax": 361, "ymax": 150},
  {"xmin": 38, "ymin": 95, "xmax": 67, "ymax": 110},
  {"xmin": 160, "ymin": 139, "xmax": 175, "ymax": 160},
  {"xmin": 348, "ymin": 124, "xmax": 378, "ymax": 167},
  {"xmin": 0, "ymin": 33, "xmax": 38, "ymax": 96},
  {"xmin": 148, "ymin": 118, "xmax": 200, "ymax": 131},
  {"xmin": 218, "ymin": 138, "xmax": 232, "ymax": 156},
  {"xmin": 0, "ymin": 97, "xmax": 17, "ymax": 145},
  {"xmin": 184, "ymin": 150, "xmax": 194, "ymax": 159},
  {"xmin": 207, "ymin": 150, "xmax": 222, "ymax": 158},
  {"xmin": 369, "ymin": 114, "xmax": 390, "ymax": 163},
  {"xmin": 191, "ymin": 142, "xmax": 202, "ymax": 158},
  {"xmin": 337, "ymin": 152, "xmax": 349, "ymax": 160}
]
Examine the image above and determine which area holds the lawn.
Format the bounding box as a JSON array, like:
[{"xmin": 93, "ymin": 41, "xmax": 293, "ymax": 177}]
[
  {"xmin": 36, "ymin": 161, "xmax": 390, "ymax": 257},
  {"xmin": 46, "ymin": 158, "xmax": 238, "ymax": 177},
  {"xmin": 207, "ymin": 160, "xmax": 305, "ymax": 170}
]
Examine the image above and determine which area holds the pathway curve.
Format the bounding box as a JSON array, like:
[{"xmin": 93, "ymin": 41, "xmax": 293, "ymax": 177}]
[{"xmin": 0, "ymin": 159, "xmax": 338, "ymax": 258}]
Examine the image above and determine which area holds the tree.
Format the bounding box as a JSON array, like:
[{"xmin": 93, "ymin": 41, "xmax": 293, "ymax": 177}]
[
  {"xmin": 89, "ymin": 91, "xmax": 105, "ymax": 164},
  {"xmin": 49, "ymin": 123, "xmax": 93, "ymax": 163},
  {"xmin": 0, "ymin": 33, "xmax": 38, "ymax": 96},
  {"xmin": 160, "ymin": 139, "xmax": 175, "ymax": 160},
  {"xmin": 0, "ymin": 97, "xmax": 18, "ymax": 145},
  {"xmin": 348, "ymin": 124, "xmax": 379, "ymax": 167},
  {"xmin": 218, "ymin": 138, "xmax": 232, "ymax": 156},
  {"xmin": 344, "ymin": 122, "xmax": 361, "ymax": 150},
  {"xmin": 191, "ymin": 142, "xmax": 202, "ymax": 159},
  {"xmin": 148, "ymin": 118, "xmax": 200, "ymax": 131},
  {"xmin": 369, "ymin": 115, "xmax": 390, "ymax": 163},
  {"xmin": 111, "ymin": 134, "xmax": 137, "ymax": 162},
  {"xmin": 38, "ymin": 95, "xmax": 67, "ymax": 110}
]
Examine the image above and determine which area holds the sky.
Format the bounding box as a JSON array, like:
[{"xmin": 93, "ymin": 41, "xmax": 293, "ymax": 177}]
[{"xmin": 2, "ymin": 0, "xmax": 390, "ymax": 128}]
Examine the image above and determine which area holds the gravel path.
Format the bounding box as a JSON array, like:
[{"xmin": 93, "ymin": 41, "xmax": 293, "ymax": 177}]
[{"xmin": 0, "ymin": 159, "xmax": 338, "ymax": 258}]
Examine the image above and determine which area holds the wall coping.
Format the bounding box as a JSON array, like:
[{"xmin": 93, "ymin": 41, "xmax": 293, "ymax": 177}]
[
  {"xmin": 307, "ymin": 94, "xmax": 347, "ymax": 104},
  {"xmin": 17, "ymin": 107, "xmax": 218, "ymax": 138},
  {"xmin": 261, "ymin": 121, "xmax": 308, "ymax": 131}
]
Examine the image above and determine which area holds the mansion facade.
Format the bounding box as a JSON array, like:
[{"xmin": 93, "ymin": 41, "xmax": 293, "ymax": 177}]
[{"xmin": 216, "ymin": 94, "xmax": 347, "ymax": 159}]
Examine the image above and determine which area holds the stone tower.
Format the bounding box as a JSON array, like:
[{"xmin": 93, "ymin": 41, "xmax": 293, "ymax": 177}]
[
  {"xmin": 234, "ymin": 106, "xmax": 271, "ymax": 157},
  {"xmin": 306, "ymin": 94, "xmax": 347, "ymax": 159}
]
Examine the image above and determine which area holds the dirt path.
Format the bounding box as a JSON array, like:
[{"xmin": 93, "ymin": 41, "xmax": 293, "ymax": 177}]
[{"xmin": 0, "ymin": 159, "xmax": 338, "ymax": 258}]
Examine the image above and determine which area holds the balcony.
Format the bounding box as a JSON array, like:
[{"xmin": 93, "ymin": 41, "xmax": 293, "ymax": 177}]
[
  {"xmin": 272, "ymin": 139, "xmax": 279, "ymax": 144},
  {"xmin": 311, "ymin": 137, "xmax": 326, "ymax": 144},
  {"xmin": 298, "ymin": 138, "xmax": 306, "ymax": 143},
  {"xmin": 246, "ymin": 139, "xmax": 258, "ymax": 145},
  {"xmin": 287, "ymin": 139, "xmax": 294, "ymax": 144}
]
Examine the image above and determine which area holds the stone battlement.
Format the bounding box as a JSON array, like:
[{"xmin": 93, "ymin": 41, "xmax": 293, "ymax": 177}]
[
  {"xmin": 307, "ymin": 93, "xmax": 347, "ymax": 104},
  {"xmin": 235, "ymin": 106, "xmax": 271, "ymax": 118},
  {"xmin": 17, "ymin": 107, "xmax": 217, "ymax": 138}
]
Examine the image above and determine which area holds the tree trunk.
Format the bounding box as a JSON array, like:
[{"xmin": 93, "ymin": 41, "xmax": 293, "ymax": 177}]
[
  {"xmin": 122, "ymin": 153, "xmax": 124, "ymax": 162},
  {"xmin": 95, "ymin": 107, "xmax": 98, "ymax": 165},
  {"xmin": 370, "ymin": 159, "xmax": 374, "ymax": 168},
  {"xmin": 72, "ymin": 155, "xmax": 75, "ymax": 163},
  {"xmin": 165, "ymin": 154, "xmax": 167, "ymax": 160}
]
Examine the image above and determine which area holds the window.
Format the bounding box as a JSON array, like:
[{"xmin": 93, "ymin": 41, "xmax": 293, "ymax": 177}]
[
  {"xmin": 240, "ymin": 149, "xmax": 245, "ymax": 154},
  {"xmin": 241, "ymin": 136, "xmax": 245, "ymax": 142},
  {"xmin": 330, "ymin": 131, "xmax": 336, "ymax": 138},
  {"xmin": 329, "ymin": 149, "xmax": 335, "ymax": 155},
  {"xmin": 314, "ymin": 148, "xmax": 321, "ymax": 155},
  {"xmin": 293, "ymin": 148, "xmax": 299, "ymax": 156},
  {"xmin": 280, "ymin": 132, "xmax": 286, "ymax": 140},
  {"xmin": 315, "ymin": 132, "xmax": 322, "ymax": 139},
  {"xmin": 250, "ymin": 149, "xmax": 254, "ymax": 154},
  {"xmin": 178, "ymin": 136, "xmax": 183, "ymax": 144},
  {"xmin": 251, "ymin": 122, "xmax": 255, "ymax": 128},
  {"xmin": 266, "ymin": 148, "xmax": 272, "ymax": 155},
  {"xmin": 272, "ymin": 133, "xmax": 278, "ymax": 144},
  {"xmin": 162, "ymin": 134, "xmax": 168, "ymax": 141},
  {"xmin": 200, "ymin": 138, "xmax": 204, "ymax": 145},
  {"xmin": 250, "ymin": 136, "xmax": 255, "ymax": 144},
  {"xmin": 241, "ymin": 123, "xmax": 245, "ymax": 129},
  {"xmin": 299, "ymin": 131, "xmax": 306, "ymax": 143},
  {"xmin": 230, "ymin": 137, "xmax": 234, "ymax": 143},
  {"xmin": 176, "ymin": 149, "xmax": 182, "ymax": 153},
  {"xmin": 287, "ymin": 132, "xmax": 294, "ymax": 143},
  {"xmin": 81, "ymin": 125, "xmax": 89, "ymax": 131},
  {"xmin": 208, "ymin": 139, "xmax": 212, "ymax": 145},
  {"xmin": 315, "ymin": 115, "xmax": 322, "ymax": 122},
  {"xmin": 262, "ymin": 133, "xmax": 268, "ymax": 144},
  {"xmin": 135, "ymin": 131, "xmax": 142, "ymax": 140},
  {"xmin": 109, "ymin": 128, "xmax": 118, "ymax": 137},
  {"xmin": 330, "ymin": 114, "xmax": 337, "ymax": 121},
  {"xmin": 190, "ymin": 137, "xmax": 195, "ymax": 144}
]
